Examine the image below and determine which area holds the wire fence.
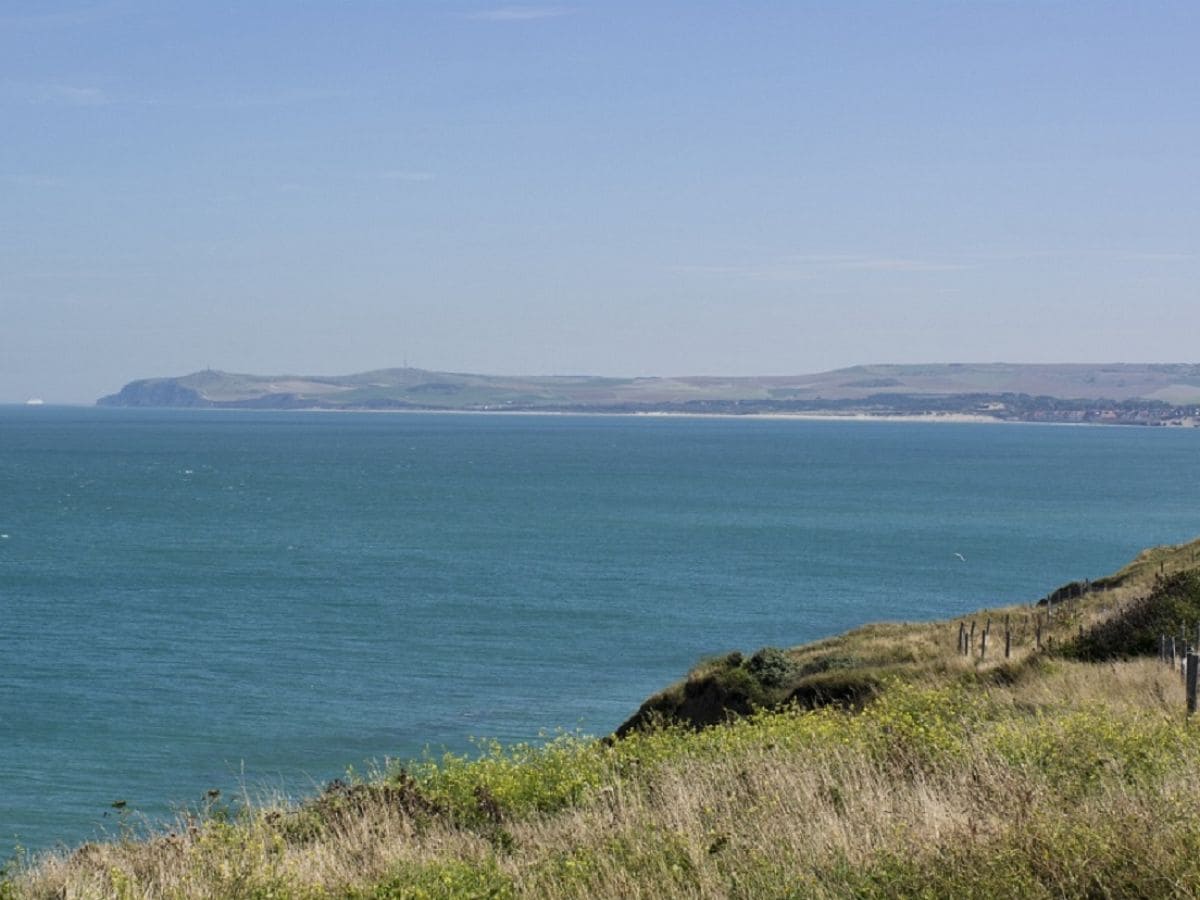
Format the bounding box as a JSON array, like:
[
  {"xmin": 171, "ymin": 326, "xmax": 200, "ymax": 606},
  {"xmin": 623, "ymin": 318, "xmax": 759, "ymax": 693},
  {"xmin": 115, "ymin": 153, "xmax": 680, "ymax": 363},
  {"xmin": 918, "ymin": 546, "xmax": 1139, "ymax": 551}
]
[
  {"xmin": 955, "ymin": 589, "xmax": 1090, "ymax": 661},
  {"xmin": 1158, "ymin": 627, "xmax": 1200, "ymax": 714}
]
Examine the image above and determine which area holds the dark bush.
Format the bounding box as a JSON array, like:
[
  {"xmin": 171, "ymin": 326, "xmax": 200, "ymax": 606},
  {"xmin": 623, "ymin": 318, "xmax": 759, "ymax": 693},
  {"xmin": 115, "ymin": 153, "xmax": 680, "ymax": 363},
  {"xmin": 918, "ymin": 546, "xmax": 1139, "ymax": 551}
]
[{"xmin": 1070, "ymin": 570, "xmax": 1200, "ymax": 660}]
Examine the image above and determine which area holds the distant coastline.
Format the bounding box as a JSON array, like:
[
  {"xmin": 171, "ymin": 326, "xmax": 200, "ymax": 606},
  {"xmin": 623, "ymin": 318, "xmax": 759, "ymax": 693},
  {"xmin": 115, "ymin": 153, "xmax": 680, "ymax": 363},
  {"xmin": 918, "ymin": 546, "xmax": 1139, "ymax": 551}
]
[
  {"xmin": 10, "ymin": 404, "xmax": 1194, "ymax": 427},
  {"xmin": 96, "ymin": 362, "xmax": 1200, "ymax": 427}
]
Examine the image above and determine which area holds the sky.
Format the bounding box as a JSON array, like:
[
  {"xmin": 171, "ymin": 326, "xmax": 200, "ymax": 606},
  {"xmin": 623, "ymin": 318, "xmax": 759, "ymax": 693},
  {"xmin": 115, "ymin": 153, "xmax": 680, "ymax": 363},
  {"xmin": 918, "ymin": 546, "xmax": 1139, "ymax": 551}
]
[{"xmin": 2, "ymin": 2, "xmax": 1198, "ymax": 403}]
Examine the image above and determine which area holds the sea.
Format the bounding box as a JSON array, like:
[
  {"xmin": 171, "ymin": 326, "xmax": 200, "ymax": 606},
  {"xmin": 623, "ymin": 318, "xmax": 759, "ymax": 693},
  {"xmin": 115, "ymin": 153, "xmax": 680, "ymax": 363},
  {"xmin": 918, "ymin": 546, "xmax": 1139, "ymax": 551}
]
[{"xmin": 2, "ymin": 406, "xmax": 1199, "ymax": 858}]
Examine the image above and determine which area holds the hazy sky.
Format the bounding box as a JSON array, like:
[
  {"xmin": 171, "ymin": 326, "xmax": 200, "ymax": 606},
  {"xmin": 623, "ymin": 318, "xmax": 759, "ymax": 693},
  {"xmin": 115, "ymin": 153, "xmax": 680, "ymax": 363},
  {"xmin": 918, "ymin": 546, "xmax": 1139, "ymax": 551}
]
[{"xmin": 3, "ymin": 2, "xmax": 1198, "ymax": 402}]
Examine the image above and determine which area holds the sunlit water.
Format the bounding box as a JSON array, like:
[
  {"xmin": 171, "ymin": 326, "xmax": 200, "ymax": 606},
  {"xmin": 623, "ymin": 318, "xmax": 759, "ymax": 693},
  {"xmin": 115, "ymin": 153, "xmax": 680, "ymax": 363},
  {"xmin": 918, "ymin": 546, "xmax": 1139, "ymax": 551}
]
[{"xmin": 2, "ymin": 407, "xmax": 1199, "ymax": 856}]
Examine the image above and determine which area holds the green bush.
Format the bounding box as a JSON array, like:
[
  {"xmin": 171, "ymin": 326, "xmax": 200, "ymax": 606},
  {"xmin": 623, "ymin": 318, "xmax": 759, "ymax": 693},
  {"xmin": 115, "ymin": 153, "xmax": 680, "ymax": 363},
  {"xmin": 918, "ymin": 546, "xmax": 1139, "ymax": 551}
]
[
  {"xmin": 404, "ymin": 732, "xmax": 607, "ymax": 825},
  {"xmin": 745, "ymin": 647, "xmax": 797, "ymax": 689}
]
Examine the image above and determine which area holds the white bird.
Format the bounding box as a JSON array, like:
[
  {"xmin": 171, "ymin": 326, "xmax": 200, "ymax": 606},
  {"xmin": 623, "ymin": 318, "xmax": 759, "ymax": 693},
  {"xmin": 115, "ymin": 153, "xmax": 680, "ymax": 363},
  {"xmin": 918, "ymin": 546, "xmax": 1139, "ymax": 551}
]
[{"xmin": 954, "ymin": 552, "xmax": 966, "ymax": 562}]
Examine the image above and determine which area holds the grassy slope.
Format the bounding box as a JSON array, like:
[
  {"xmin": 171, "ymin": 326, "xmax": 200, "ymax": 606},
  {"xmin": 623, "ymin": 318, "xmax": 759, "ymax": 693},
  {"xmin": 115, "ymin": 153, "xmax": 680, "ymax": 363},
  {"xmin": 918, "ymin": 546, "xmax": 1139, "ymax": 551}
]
[
  {"xmin": 618, "ymin": 538, "xmax": 1200, "ymax": 734},
  {"xmin": 9, "ymin": 538, "xmax": 1200, "ymax": 899}
]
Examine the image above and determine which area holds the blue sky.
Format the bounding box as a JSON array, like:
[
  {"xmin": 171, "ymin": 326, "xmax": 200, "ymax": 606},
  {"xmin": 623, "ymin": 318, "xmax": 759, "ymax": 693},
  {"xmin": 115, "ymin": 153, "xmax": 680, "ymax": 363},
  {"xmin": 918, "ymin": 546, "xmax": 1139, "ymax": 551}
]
[{"xmin": 2, "ymin": 2, "xmax": 1198, "ymax": 402}]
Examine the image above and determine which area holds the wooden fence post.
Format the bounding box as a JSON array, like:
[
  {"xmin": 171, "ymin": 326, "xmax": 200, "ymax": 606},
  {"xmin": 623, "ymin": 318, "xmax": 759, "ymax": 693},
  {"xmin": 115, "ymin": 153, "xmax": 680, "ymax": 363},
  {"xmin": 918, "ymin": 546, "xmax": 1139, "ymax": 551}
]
[{"xmin": 1188, "ymin": 653, "xmax": 1198, "ymax": 713}]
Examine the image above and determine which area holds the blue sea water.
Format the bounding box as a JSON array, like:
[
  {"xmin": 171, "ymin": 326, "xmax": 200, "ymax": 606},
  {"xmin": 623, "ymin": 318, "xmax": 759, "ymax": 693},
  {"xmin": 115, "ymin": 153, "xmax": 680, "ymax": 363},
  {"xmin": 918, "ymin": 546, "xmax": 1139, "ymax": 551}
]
[{"xmin": 2, "ymin": 406, "xmax": 1199, "ymax": 857}]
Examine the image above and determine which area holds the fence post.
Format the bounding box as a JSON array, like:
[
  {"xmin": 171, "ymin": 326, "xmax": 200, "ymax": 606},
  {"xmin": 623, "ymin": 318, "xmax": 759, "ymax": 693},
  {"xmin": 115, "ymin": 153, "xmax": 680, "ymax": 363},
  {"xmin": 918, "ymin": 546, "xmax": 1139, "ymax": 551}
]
[
  {"xmin": 981, "ymin": 627, "xmax": 987, "ymax": 660},
  {"xmin": 970, "ymin": 621, "xmax": 976, "ymax": 656},
  {"xmin": 1188, "ymin": 653, "xmax": 1198, "ymax": 713}
]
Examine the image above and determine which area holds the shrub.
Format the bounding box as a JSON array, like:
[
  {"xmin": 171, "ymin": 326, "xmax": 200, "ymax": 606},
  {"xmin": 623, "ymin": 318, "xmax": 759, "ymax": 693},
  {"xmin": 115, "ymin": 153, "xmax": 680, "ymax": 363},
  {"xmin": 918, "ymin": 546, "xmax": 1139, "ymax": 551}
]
[
  {"xmin": 404, "ymin": 732, "xmax": 606, "ymax": 825},
  {"xmin": 745, "ymin": 647, "xmax": 797, "ymax": 689},
  {"xmin": 1072, "ymin": 570, "xmax": 1200, "ymax": 660}
]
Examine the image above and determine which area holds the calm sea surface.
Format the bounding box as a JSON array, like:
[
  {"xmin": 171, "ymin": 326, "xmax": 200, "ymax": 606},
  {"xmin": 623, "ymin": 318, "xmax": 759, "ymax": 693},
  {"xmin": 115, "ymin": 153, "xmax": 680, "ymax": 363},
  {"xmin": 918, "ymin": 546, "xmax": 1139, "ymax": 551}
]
[{"xmin": 3, "ymin": 407, "xmax": 1199, "ymax": 855}]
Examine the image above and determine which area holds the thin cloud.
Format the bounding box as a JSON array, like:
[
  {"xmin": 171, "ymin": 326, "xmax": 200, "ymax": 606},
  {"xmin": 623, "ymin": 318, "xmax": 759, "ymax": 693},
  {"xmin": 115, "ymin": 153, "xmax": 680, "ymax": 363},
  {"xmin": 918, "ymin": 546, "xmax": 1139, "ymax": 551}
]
[
  {"xmin": 9, "ymin": 268, "xmax": 151, "ymax": 281},
  {"xmin": 782, "ymin": 254, "xmax": 966, "ymax": 272},
  {"xmin": 3, "ymin": 174, "xmax": 66, "ymax": 188},
  {"xmin": 1121, "ymin": 252, "xmax": 1196, "ymax": 263},
  {"xmin": 666, "ymin": 262, "xmax": 816, "ymax": 283},
  {"xmin": 380, "ymin": 170, "xmax": 435, "ymax": 182},
  {"xmin": 0, "ymin": 2, "xmax": 132, "ymax": 29},
  {"xmin": 466, "ymin": 6, "xmax": 574, "ymax": 21},
  {"xmin": 670, "ymin": 254, "xmax": 968, "ymax": 281},
  {"xmin": 834, "ymin": 257, "xmax": 967, "ymax": 273},
  {"xmin": 212, "ymin": 88, "xmax": 352, "ymax": 110},
  {"xmin": 666, "ymin": 265, "xmax": 745, "ymax": 276},
  {"xmin": 1, "ymin": 81, "xmax": 110, "ymax": 106},
  {"xmin": 272, "ymin": 171, "xmax": 435, "ymax": 192}
]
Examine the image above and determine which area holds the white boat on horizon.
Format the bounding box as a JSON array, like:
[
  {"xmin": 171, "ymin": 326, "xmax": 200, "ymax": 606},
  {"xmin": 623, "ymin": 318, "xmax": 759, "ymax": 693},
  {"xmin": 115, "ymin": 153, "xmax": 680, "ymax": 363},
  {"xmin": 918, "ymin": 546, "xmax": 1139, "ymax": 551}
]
[{"xmin": 25, "ymin": 398, "xmax": 45, "ymax": 406}]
